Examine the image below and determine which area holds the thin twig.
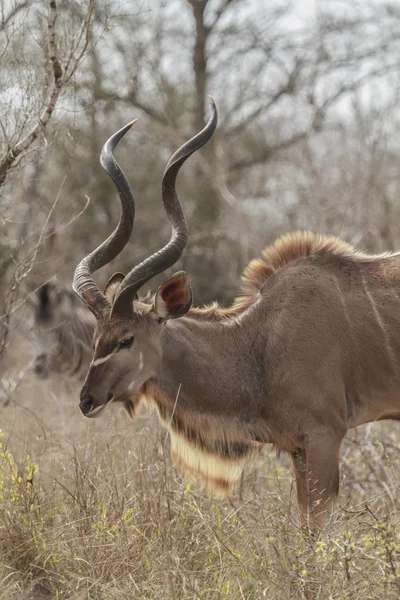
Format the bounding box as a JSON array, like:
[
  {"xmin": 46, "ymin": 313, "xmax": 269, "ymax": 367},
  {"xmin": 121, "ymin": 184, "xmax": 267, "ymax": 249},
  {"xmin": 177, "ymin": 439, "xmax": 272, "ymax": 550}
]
[{"xmin": 0, "ymin": 1, "xmax": 63, "ymax": 186}]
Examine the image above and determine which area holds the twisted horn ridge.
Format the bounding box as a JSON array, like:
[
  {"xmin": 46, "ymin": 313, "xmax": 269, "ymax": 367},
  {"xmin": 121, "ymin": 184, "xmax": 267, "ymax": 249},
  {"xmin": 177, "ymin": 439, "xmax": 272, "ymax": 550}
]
[
  {"xmin": 73, "ymin": 120, "xmax": 137, "ymax": 317},
  {"xmin": 111, "ymin": 97, "xmax": 218, "ymax": 317}
]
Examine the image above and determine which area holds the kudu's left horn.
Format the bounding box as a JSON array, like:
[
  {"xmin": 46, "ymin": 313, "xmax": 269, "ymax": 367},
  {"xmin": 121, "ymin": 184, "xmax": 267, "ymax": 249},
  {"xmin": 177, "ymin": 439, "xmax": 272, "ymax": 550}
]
[{"xmin": 73, "ymin": 120, "xmax": 137, "ymax": 317}]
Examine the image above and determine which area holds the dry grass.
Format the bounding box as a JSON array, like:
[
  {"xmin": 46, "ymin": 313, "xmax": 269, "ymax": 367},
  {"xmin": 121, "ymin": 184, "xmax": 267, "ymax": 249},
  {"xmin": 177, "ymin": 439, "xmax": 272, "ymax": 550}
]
[{"xmin": 1, "ymin": 333, "xmax": 400, "ymax": 599}]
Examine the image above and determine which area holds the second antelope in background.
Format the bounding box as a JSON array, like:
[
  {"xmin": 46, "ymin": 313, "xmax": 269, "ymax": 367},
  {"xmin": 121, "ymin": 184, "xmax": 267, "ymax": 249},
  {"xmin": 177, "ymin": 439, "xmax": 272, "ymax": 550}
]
[
  {"xmin": 32, "ymin": 282, "xmax": 95, "ymax": 381},
  {"xmin": 72, "ymin": 99, "xmax": 400, "ymax": 529}
]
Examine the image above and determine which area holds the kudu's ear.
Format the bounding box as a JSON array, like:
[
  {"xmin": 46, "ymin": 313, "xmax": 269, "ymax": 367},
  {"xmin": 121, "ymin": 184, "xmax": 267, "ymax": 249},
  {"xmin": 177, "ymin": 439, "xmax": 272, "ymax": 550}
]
[
  {"xmin": 104, "ymin": 272, "xmax": 127, "ymax": 304},
  {"xmin": 153, "ymin": 271, "xmax": 192, "ymax": 320}
]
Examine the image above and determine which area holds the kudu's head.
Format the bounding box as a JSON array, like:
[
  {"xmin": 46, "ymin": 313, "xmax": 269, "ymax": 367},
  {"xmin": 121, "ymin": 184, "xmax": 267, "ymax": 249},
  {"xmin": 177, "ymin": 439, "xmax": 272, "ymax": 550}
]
[{"xmin": 73, "ymin": 100, "xmax": 218, "ymax": 418}]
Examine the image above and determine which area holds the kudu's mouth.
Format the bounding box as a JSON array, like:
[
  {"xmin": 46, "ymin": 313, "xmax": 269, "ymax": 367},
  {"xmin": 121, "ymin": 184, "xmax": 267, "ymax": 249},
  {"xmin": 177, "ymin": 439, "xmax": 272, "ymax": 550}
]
[{"xmin": 80, "ymin": 392, "xmax": 114, "ymax": 419}]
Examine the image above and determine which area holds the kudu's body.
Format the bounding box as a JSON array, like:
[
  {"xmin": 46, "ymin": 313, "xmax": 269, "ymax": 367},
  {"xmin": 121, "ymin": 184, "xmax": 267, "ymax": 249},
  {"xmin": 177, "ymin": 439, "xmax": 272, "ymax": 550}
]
[{"xmin": 72, "ymin": 101, "xmax": 400, "ymax": 528}]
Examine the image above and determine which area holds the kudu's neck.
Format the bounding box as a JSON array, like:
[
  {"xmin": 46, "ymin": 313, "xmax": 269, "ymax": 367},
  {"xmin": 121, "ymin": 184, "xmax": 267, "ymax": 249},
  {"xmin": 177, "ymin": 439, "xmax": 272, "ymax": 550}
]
[
  {"xmin": 163, "ymin": 312, "xmax": 259, "ymax": 401},
  {"xmin": 144, "ymin": 301, "xmax": 269, "ymax": 436},
  {"xmin": 141, "ymin": 305, "xmax": 268, "ymax": 496}
]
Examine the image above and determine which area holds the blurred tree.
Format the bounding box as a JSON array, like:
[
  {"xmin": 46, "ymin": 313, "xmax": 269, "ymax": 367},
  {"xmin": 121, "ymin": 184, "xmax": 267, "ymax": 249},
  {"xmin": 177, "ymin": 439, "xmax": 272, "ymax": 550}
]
[
  {"xmin": 58, "ymin": 0, "xmax": 400, "ymax": 301},
  {"xmin": 2, "ymin": 0, "xmax": 400, "ymax": 361},
  {"xmin": 0, "ymin": 0, "xmax": 98, "ymax": 356},
  {"xmin": 0, "ymin": 0, "xmax": 96, "ymax": 187}
]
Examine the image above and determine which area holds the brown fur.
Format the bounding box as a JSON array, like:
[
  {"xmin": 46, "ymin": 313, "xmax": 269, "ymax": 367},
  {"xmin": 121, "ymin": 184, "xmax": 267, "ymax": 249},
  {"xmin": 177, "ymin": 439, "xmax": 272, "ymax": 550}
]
[{"xmin": 142, "ymin": 379, "xmax": 265, "ymax": 454}]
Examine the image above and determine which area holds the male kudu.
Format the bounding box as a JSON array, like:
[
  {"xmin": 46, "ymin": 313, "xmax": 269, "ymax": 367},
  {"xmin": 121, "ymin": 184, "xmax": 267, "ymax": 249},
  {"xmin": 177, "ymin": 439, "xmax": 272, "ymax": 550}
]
[{"xmin": 73, "ymin": 100, "xmax": 400, "ymax": 528}]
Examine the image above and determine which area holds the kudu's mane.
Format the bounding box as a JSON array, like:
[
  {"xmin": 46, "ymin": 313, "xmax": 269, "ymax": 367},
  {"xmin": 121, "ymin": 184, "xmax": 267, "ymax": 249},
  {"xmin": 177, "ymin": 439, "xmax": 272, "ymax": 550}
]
[{"xmin": 189, "ymin": 231, "xmax": 390, "ymax": 322}]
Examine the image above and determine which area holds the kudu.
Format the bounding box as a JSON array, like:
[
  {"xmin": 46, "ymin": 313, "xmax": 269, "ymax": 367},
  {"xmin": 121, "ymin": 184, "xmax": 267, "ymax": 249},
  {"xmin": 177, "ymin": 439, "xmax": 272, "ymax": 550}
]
[
  {"xmin": 73, "ymin": 100, "xmax": 400, "ymax": 528},
  {"xmin": 32, "ymin": 282, "xmax": 95, "ymax": 381}
]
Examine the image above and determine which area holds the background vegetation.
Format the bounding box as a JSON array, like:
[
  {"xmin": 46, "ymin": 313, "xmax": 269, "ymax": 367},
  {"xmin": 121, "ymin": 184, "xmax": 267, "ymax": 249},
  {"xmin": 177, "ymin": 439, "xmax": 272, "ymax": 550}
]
[{"xmin": 1, "ymin": 0, "xmax": 400, "ymax": 597}]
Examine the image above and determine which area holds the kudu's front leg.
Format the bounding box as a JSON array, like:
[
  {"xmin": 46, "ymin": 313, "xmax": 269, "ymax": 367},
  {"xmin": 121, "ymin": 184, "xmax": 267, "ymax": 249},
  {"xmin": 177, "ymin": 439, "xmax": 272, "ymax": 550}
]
[{"xmin": 291, "ymin": 430, "xmax": 344, "ymax": 530}]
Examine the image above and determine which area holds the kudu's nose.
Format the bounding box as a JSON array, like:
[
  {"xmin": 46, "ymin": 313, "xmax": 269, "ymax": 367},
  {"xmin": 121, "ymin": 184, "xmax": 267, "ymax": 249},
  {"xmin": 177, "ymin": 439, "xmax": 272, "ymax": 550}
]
[{"xmin": 79, "ymin": 395, "xmax": 93, "ymax": 415}]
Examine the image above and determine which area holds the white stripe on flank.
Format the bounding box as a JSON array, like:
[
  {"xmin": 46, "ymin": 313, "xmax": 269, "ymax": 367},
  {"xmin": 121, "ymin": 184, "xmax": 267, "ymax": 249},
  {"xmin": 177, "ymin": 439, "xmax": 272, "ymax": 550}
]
[
  {"xmin": 332, "ymin": 275, "xmax": 350, "ymax": 327},
  {"xmin": 361, "ymin": 272, "xmax": 395, "ymax": 368},
  {"xmin": 92, "ymin": 351, "xmax": 116, "ymax": 366}
]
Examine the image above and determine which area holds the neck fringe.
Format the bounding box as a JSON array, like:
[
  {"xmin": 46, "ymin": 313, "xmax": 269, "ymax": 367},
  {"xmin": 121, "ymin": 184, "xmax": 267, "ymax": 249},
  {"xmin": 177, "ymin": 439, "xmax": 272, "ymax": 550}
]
[{"xmin": 129, "ymin": 380, "xmax": 269, "ymax": 497}]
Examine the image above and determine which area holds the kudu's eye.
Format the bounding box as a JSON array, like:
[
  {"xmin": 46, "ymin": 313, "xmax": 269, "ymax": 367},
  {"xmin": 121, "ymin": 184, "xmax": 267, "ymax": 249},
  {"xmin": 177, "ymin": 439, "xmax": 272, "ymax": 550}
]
[{"xmin": 119, "ymin": 336, "xmax": 134, "ymax": 350}]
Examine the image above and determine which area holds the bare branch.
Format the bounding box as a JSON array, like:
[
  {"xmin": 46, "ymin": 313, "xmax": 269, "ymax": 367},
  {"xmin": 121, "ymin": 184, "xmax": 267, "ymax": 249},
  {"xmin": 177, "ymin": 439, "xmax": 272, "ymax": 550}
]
[
  {"xmin": 229, "ymin": 129, "xmax": 311, "ymax": 173},
  {"xmin": 63, "ymin": 0, "xmax": 95, "ymax": 84},
  {"xmin": 208, "ymin": 0, "xmax": 241, "ymax": 30},
  {"xmin": 0, "ymin": 0, "xmax": 95, "ymax": 188},
  {"xmin": 117, "ymin": 91, "xmax": 169, "ymax": 126},
  {"xmin": 225, "ymin": 64, "xmax": 302, "ymax": 137},
  {"xmin": 0, "ymin": 0, "xmax": 30, "ymax": 32},
  {"xmin": 0, "ymin": 1, "xmax": 63, "ymax": 187}
]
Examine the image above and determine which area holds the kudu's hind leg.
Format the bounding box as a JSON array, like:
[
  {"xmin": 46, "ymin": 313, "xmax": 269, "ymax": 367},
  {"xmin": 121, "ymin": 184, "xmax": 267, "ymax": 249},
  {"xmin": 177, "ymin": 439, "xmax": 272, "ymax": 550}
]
[{"xmin": 291, "ymin": 431, "xmax": 343, "ymax": 529}]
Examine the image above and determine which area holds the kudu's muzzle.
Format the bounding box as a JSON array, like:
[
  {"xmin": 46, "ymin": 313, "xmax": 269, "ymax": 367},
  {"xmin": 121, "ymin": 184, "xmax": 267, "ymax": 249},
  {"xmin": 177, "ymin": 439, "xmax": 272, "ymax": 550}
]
[{"xmin": 79, "ymin": 391, "xmax": 114, "ymax": 418}]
